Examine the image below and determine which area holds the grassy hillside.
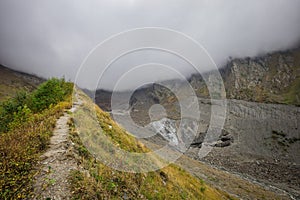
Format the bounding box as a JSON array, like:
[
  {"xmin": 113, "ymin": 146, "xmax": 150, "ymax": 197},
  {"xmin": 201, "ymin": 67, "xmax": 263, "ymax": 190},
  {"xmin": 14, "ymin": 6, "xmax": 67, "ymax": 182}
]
[
  {"xmin": 0, "ymin": 78, "xmax": 73, "ymax": 199},
  {"xmin": 0, "ymin": 65, "xmax": 43, "ymax": 102},
  {"xmin": 0, "ymin": 77, "xmax": 231, "ymax": 199},
  {"xmin": 68, "ymin": 88, "xmax": 232, "ymax": 199},
  {"xmin": 281, "ymin": 49, "xmax": 300, "ymax": 104}
]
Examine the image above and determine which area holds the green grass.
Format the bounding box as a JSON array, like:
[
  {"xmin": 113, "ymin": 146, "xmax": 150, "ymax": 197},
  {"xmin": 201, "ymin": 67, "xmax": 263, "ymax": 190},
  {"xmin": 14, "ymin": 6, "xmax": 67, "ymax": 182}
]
[{"xmin": 282, "ymin": 76, "xmax": 300, "ymax": 105}]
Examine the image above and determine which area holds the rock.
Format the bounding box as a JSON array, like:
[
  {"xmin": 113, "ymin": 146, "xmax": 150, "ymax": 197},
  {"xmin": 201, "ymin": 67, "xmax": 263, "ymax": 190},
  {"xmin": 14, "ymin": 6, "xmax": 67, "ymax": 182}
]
[
  {"xmin": 214, "ymin": 140, "xmax": 231, "ymax": 147},
  {"xmin": 221, "ymin": 135, "xmax": 233, "ymax": 142}
]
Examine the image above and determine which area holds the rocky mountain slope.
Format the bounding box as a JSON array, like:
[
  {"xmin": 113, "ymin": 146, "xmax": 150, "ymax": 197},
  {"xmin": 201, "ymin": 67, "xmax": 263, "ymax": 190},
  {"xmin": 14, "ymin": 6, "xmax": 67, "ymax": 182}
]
[
  {"xmin": 96, "ymin": 48, "xmax": 300, "ymax": 112},
  {"xmin": 190, "ymin": 99, "xmax": 300, "ymax": 199},
  {"xmin": 190, "ymin": 47, "xmax": 300, "ymax": 105},
  {"xmin": 227, "ymin": 48, "xmax": 300, "ymax": 105},
  {"xmin": 0, "ymin": 65, "xmax": 44, "ymax": 102},
  {"xmin": 94, "ymin": 48, "xmax": 300, "ymax": 199},
  {"xmin": 107, "ymin": 95, "xmax": 299, "ymax": 199}
]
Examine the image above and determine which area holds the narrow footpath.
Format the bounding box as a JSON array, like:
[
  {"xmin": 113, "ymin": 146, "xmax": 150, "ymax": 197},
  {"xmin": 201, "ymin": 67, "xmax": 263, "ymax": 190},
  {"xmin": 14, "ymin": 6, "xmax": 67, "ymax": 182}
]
[{"xmin": 33, "ymin": 94, "xmax": 81, "ymax": 200}]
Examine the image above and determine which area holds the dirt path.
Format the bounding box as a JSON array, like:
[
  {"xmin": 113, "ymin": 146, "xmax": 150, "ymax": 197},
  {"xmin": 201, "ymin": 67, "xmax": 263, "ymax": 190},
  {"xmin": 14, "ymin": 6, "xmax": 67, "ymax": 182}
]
[{"xmin": 33, "ymin": 94, "xmax": 81, "ymax": 199}]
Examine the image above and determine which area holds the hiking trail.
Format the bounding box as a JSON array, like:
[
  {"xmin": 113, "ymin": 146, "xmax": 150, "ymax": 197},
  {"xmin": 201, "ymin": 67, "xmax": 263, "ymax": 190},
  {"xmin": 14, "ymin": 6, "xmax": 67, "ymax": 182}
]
[{"xmin": 33, "ymin": 93, "xmax": 82, "ymax": 199}]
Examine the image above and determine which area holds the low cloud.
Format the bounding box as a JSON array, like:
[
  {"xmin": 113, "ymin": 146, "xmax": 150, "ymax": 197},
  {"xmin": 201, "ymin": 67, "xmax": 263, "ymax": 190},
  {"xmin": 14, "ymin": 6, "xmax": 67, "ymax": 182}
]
[{"xmin": 0, "ymin": 0, "xmax": 299, "ymax": 90}]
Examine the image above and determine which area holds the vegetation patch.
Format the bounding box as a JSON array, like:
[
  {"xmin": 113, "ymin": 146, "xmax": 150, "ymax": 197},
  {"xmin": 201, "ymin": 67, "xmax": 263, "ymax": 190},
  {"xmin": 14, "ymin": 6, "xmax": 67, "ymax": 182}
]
[
  {"xmin": 270, "ymin": 130, "xmax": 300, "ymax": 148},
  {"xmin": 0, "ymin": 78, "xmax": 73, "ymax": 199},
  {"xmin": 272, "ymin": 130, "xmax": 287, "ymax": 137}
]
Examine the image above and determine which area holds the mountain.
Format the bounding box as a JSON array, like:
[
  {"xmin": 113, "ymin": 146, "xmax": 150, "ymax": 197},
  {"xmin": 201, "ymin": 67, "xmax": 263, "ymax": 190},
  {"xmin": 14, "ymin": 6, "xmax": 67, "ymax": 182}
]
[
  {"xmin": 95, "ymin": 48, "xmax": 300, "ymax": 113},
  {"xmin": 225, "ymin": 48, "xmax": 300, "ymax": 105},
  {"xmin": 1, "ymin": 47, "xmax": 299, "ymax": 199},
  {"xmin": 69, "ymin": 87, "xmax": 295, "ymax": 199},
  {"xmin": 0, "ymin": 68, "xmax": 232, "ymax": 199},
  {"xmin": 0, "ymin": 65, "xmax": 44, "ymax": 102},
  {"xmin": 190, "ymin": 47, "xmax": 300, "ymax": 105},
  {"xmin": 94, "ymin": 47, "xmax": 300, "ymax": 199}
]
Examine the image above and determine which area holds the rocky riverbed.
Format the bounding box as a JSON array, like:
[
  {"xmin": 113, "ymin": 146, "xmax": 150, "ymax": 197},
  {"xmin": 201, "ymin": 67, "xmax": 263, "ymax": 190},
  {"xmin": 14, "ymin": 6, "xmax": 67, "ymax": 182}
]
[{"xmin": 108, "ymin": 96, "xmax": 300, "ymax": 199}]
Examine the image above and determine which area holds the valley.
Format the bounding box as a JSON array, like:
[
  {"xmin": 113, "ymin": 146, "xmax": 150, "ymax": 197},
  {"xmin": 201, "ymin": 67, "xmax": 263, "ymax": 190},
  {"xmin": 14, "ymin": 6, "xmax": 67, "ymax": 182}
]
[{"xmin": 94, "ymin": 48, "xmax": 300, "ymax": 199}]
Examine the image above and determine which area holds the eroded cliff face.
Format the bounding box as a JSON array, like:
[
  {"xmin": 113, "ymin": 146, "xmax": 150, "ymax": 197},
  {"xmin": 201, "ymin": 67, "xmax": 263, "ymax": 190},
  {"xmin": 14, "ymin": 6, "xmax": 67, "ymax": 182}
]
[
  {"xmin": 96, "ymin": 48, "xmax": 300, "ymax": 112},
  {"xmin": 188, "ymin": 48, "xmax": 300, "ymax": 105},
  {"xmin": 223, "ymin": 48, "xmax": 300, "ymax": 105}
]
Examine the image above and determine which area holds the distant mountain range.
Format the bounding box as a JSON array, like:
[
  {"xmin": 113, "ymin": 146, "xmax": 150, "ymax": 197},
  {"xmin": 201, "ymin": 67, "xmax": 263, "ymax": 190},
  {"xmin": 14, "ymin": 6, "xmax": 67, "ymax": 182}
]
[{"xmin": 94, "ymin": 47, "xmax": 300, "ymax": 112}]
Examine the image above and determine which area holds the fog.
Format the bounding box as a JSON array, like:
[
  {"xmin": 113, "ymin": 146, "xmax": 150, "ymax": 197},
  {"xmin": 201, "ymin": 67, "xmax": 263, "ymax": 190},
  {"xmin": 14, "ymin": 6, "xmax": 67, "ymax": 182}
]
[{"xmin": 0, "ymin": 0, "xmax": 299, "ymax": 90}]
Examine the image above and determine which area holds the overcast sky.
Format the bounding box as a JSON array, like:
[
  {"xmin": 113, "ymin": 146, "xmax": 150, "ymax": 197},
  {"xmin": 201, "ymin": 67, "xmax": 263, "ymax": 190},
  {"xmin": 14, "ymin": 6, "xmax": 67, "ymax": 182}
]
[{"xmin": 0, "ymin": 0, "xmax": 299, "ymax": 90}]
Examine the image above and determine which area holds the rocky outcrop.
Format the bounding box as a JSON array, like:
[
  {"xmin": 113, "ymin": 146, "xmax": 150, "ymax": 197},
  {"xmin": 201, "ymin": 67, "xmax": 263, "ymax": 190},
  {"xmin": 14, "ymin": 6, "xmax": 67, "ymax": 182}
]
[
  {"xmin": 95, "ymin": 48, "xmax": 300, "ymax": 109},
  {"xmin": 214, "ymin": 130, "xmax": 234, "ymax": 147},
  {"xmin": 189, "ymin": 48, "xmax": 300, "ymax": 105},
  {"xmin": 223, "ymin": 49, "xmax": 300, "ymax": 105}
]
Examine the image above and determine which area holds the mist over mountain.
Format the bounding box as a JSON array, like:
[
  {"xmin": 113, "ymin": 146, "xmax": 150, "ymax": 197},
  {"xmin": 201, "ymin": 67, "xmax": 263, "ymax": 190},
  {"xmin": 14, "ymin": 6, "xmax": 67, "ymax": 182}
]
[
  {"xmin": 1, "ymin": 0, "xmax": 300, "ymax": 90},
  {"xmin": 1, "ymin": 1, "xmax": 300, "ymax": 199},
  {"xmin": 91, "ymin": 47, "xmax": 300, "ymax": 199}
]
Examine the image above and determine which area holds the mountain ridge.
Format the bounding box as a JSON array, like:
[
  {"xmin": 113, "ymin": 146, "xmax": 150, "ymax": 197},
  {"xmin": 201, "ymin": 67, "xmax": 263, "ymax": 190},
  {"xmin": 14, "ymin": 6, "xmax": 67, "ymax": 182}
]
[
  {"xmin": 0, "ymin": 64, "xmax": 44, "ymax": 102},
  {"xmin": 94, "ymin": 47, "xmax": 300, "ymax": 111}
]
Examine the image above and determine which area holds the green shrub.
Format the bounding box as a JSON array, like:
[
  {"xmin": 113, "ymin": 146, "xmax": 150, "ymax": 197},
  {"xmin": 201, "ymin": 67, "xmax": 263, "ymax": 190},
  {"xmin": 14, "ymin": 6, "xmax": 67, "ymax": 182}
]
[
  {"xmin": 8, "ymin": 105, "xmax": 33, "ymax": 130},
  {"xmin": 0, "ymin": 78, "xmax": 73, "ymax": 198},
  {"xmin": 29, "ymin": 78, "xmax": 73, "ymax": 112},
  {"xmin": 0, "ymin": 91, "xmax": 30, "ymax": 132},
  {"xmin": 0, "ymin": 78, "xmax": 73, "ymax": 133}
]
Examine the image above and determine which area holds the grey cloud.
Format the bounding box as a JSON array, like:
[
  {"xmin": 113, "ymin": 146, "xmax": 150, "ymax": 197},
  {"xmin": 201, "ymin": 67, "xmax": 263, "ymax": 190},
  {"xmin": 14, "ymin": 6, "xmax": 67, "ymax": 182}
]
[{"xmin": 0, "ymin": 0, "xmax": 299, "ymax": 90}]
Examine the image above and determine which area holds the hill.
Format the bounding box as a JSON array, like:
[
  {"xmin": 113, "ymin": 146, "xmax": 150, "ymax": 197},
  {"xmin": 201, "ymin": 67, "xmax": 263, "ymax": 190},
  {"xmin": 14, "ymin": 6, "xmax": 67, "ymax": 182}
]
[
  {"xmin": 0, "ymin": 65, "xmax": 44, "ymax": 102},
  {"xmin": 67, "ymin": 88, "xmax": 231, "ymax": 199},
  {"xmin": 0, "ymin": 68, "xmax": 231, "ymax": 199}
]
